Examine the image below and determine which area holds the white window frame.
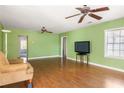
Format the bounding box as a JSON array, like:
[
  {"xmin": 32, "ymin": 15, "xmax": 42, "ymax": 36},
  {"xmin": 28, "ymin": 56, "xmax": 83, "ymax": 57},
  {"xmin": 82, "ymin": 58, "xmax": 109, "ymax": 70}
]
[{"xmin": 104, "ymin": 27, "xmax": 124, "ymax": 60}]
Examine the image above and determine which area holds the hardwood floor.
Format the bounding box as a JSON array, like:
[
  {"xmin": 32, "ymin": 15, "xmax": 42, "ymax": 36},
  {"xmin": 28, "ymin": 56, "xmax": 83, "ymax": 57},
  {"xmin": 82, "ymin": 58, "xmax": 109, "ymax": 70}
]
[
  {"xmin": 1, "ymin": 58, "xmax": 124, "ymax": 88},
  {"xmin": 30, "ymin": 58, "xmax": 124, "ymax": 88}
]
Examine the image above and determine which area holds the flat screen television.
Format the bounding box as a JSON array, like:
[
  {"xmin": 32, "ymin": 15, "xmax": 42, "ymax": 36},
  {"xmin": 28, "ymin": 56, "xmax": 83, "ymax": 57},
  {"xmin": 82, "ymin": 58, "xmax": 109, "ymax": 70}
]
[{"xmin": 75, "ymin": 41, "xmax": 90, "ymax": 54}]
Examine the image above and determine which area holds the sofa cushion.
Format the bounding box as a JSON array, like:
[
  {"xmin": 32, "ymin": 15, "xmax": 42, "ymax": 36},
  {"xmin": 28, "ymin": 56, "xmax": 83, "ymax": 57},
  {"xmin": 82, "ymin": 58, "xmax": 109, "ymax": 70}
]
[
  {"xmin": 0, "ymin": 63, "xmax": 28, "ymax": 73},
  {"xmin": 26, "ymin": 63, "xmax": 34, "ymax": 74}
]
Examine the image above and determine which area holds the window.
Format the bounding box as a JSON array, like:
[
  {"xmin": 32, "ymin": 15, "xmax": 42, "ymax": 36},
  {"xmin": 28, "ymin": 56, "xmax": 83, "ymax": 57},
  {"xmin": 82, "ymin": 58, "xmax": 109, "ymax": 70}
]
[{"xmin": 105, "ymin": 27, "xmax": 124, "ymax": 59}]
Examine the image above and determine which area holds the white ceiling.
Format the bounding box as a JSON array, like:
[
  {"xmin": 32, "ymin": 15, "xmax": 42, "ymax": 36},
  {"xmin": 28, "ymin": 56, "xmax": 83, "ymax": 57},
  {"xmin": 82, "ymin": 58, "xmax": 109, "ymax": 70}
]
[{"xmin": 0, "ymin": 5, "xmax": 124, "ymax": 33}]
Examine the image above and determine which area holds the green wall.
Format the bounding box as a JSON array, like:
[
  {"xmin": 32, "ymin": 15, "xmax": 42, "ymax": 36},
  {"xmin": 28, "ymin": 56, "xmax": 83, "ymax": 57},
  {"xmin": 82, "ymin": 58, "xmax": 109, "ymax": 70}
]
[
  {"xmin": 0, "ymin": 23, "xmax": 3, "ymax": 51},
  {"xmin": 60, "ymin": 18, "xmax": 124, "ymax": 70},
  {"xmin": 7, "ymin": 29, "xmax": 60, "ymax": 59},
  {"xmin": 0, "ymin": 31, "xmax": 2, "ymax": 51},
  {"xmin": 1, "ymin": 17, "xmax": 124, "ymax": 70}
]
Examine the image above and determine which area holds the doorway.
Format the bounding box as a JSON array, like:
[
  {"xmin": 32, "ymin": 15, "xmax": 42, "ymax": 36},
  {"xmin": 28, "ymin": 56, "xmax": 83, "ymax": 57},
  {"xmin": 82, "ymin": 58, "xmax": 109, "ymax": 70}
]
[
  {"xmin": 18, "ymin": 35, "xmax": 28, "ymax": 63},
  {"xmin": 61, "ymin": 36, "xmax": 67, "ymax": 59}
]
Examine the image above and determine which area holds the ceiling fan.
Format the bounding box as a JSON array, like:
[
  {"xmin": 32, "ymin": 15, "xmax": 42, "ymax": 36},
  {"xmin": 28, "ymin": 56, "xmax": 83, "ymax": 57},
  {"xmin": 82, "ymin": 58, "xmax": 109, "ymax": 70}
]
[
  {"xmin": 65, "ymin": 5, "xmax": 109, "ymax": 23},
  {"xmin": 41, "ymin": 26, "xmax": 52, "ymax": 33}
]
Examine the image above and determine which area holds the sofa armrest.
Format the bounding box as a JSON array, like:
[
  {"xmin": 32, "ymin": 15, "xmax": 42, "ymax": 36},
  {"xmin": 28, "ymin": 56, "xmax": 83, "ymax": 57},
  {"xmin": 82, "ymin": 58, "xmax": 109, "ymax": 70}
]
[
  {"xmin": 0, "ymin": 63, "xmax": 28, "ymax": 73},
  {"xmin": 8, "ymin": 59, "xmax": 24, "ymax": 64},
  {"xmin": 26, "ymin": 63, "xmax": 34, "ymax": 74}
]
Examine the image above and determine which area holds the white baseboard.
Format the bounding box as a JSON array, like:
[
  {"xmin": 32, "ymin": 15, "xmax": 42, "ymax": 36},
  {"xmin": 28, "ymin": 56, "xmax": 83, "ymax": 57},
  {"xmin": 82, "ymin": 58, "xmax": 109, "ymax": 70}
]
[
  {"xmin": 67, "ymin": 57, "xmax": 124, "ymax": 73},
  {"xmin": 90, "ymin": 63, "xmax": 124, "ymax": 73},
  {"xmin": 67, "ymin": 57, "xmax": 88, "ymax": 63},
  {"xmin": 28, "ymin": 55, "xmax": 60, "ymax": 60}
]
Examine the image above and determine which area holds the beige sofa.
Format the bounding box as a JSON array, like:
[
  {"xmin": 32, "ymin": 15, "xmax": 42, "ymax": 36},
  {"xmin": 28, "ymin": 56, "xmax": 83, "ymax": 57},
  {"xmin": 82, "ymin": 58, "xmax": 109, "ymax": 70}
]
[{"xmin": 0, "ymin": 51, "xmax": 33, "ymax": 87}]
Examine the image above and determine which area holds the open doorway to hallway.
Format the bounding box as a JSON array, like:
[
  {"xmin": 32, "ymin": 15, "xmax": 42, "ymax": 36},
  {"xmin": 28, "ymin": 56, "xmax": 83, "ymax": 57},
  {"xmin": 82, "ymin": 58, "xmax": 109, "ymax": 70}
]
[
  {"xmin": 18, "ymin": 35, "xmax": 28, "ymax": 63},
  {"xmin": 61, "ymin": 36, "xmax": 67, "ymax": 59}
]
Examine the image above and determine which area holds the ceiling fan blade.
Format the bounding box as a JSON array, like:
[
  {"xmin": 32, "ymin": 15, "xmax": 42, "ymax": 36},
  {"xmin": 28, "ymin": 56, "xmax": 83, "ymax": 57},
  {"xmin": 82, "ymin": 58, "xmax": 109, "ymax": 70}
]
[
  {"xmin": 90, "ymin": 7, "xmax": 109, "ymax": 12},
  {"xmin": 75, "ymin": 8, "xmax": 83, "ymax": 12},
  {"xmin": 78, "ymin": 14, "xmax": 87, "ymax": 23},
  {"xmin": 88, "ymin": 13, "xmax": 102, "ymax": 20},
  {"xmin": 65, "ymin": 13, "xmax": 82, "ymax": 19}
]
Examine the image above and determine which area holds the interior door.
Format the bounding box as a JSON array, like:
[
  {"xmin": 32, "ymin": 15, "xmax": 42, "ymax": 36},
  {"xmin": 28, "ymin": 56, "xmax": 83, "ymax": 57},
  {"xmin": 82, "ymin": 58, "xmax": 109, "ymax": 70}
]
[
  {"xmin": 62, "ymin": 37, "xmax": 67, "ymax": 59},
  {"xmin": 18, "ymin": 35, "xmax": 28, "ymax": 63}
]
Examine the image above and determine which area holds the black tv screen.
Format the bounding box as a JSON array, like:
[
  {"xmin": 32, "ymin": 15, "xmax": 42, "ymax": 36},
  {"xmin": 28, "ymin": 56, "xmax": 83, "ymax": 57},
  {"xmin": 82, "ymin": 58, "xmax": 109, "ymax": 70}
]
[{"xmin": 75, "ymin": 41, "xmax": 90, "ymax": 54}]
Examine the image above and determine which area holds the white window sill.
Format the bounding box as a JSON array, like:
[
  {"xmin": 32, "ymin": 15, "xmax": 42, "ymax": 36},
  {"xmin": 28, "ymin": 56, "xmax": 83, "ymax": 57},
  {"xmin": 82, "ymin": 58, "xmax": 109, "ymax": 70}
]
[{"xmin": 104, "ymin": 56, "xmax": 124, "ymax": 60}]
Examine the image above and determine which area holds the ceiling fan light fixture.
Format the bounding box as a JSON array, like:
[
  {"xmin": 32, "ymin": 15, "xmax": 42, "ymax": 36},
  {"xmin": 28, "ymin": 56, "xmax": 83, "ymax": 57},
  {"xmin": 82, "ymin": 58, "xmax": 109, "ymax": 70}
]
[
  {"xmin": 41, "ymin": 26, "xmax": 53, "ymax": 33},
  {"xmin": 87, "ymin": 21, "xmax": 93, "ymax": 24}
]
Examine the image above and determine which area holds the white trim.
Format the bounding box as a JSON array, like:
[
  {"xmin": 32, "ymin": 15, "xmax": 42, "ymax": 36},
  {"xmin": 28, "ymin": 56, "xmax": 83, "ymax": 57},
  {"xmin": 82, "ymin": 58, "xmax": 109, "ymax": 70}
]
[
  {"xmin": 104, "ymin": 27, "xmax": 124, "ymax": 32},
  {"xmin": 28, "ymin": 55, "xmax": 60, "ymax": 60},
  {"xmin": 67, "ymin": 57, "xmax": 79, "ymax": 62},
  {"xmin": 104, "ymin": 56, "xmax": 124, "ymax": 60},
  {"xmin": 90, "ymin": 62, "xmax": 124, "ymax": 73},
  {"xmin": 1, "ymin": 30, "xmax": 11, "ymax": 58},
  {"xmin": 1, "ymin": 29, "xmax": 11, "ymax": 33},
  {"xmin": 67, "ymin": 57, "xmax": 87, "ymax": 63},
  {"xmin": 104, "ymin": 28, "xmax": 124, "ymax": 60},
  {"xmin": 67, "ymin": 57, "xmax": 124, "ymax": 73},
  {"xmin": 5, "ymin": 33, "xmax": 7, "ymax": 58}
]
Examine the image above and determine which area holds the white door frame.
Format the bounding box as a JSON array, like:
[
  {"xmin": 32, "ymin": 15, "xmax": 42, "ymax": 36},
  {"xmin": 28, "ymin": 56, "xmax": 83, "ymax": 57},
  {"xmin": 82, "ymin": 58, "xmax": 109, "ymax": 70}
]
[
  {"xmin": 61, "ymin": 36, "xmax": 67, "ymax": 57},
  {"xmin": 18, "ymin": 35, "xmax": 28, "ymax": 63}
]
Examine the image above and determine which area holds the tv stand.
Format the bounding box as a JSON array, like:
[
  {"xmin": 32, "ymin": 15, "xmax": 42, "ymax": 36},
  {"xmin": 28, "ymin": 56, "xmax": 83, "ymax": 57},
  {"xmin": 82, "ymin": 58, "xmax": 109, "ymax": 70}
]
[{"xmin": 76, "ymin": 53, "xmax": 89, "ymax": 64}]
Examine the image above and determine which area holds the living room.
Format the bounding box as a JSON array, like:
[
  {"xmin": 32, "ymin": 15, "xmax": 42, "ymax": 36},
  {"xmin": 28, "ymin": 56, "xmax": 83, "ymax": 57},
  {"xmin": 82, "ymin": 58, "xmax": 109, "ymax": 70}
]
[{"xmin": 0, "ymin": 1, "xmax": 124, "ymax": 90}]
